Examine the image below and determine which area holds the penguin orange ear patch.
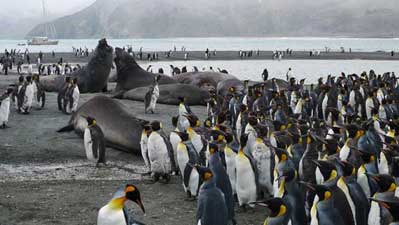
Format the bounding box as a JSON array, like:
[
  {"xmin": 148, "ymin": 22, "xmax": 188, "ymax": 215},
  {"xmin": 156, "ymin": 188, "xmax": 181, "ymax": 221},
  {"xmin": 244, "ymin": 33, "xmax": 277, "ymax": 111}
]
[{"xmin": 126, "ymin": 185, "xmax": 136, "ymax": 193}]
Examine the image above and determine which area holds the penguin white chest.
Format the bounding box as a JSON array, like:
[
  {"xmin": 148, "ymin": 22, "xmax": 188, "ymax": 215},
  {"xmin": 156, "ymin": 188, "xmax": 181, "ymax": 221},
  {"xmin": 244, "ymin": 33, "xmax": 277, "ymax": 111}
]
[
  {"xmin": 147, "ymin": 132, "xmax": 171, "ymax": 173},
  {"xmin": 225, "ymin": 149, "xmax": 237, "ymax": 194},
  {"xmin": 235, "ymin": 154, "xmax": 257, "ymax": 206},
  {"xmin": 97, "ymin": 205, "xmax": 126, "ymax": 225},
  {"xmin": 0, "ymin": 96, "xmax": 10, "ymax": 122},
  {"xmin": 177, "ymin": 143, "xmax": 189, "ymax": 177},
  {"xmin": 84, "ymin": 128, "xmax": 95, "ymax": 162},
  {"xmin": 252, "ymin": 142, "xmax": 272, "ymax": 190}
]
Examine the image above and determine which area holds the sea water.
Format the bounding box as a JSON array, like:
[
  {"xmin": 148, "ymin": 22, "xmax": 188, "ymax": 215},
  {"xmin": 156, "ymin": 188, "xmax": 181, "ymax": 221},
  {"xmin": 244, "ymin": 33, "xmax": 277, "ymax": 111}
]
[
  {"xmin": 140, "ymin": 59, "xmax": 399, "ymax": 83},
  {"xmin": 1, "ymin": 37, "xmax": 399, "ymax": 53}
]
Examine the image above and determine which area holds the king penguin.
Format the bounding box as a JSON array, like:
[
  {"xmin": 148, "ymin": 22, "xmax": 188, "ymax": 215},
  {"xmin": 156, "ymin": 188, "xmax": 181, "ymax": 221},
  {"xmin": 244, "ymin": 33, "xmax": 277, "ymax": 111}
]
[
  {"xmin": 84, "ymin": 116, "xmax": 106, "ymax": 167},
  {"xmin": 251, "ymin": 125, "xmax": 274, "ymax": 198},
  {"xmin": 175, "ymin": 131, "xmax": 200, "ymax": 199},
  {"xmin": 235, "ymin": 134, "xmax": 257, "ymax": 209},
  {"xmin": 303, "ymin": 182, "xmax": 345, "ymax": 225},
  {"xmin": 178, "ymin": 97, "xmax": 192, "ymax": 131},
  {"xmin": 147, "ymin": 121, "xmax": 177, "ymax": 182},
  {"xmin": 256, "ymin": 197, "xmax": 292, "ymax": 225},
  {"xmin": 208, "ymin": 143, "xmax": 236, "ymax": 225},
  {"xmin": 169, "ymin": 116, "xmax": 182, "ymax": 172},
  {"xmin": 370, "ymin": 194, "xmax": 399, "ymax": 225},
  {"xmin": 97, "ymin": 184, "xmax": 145, "ymax": 225},
  {"xmin": 196, "ymin": 166, "xmax": 228, "ymax": 225},
  {"xmin": 140, "ymin": 124, "xmax": 152, "ymax": 173},
  {"xmin": 276, "ymin": 168, "xmax": 307, "ymax": 225}
]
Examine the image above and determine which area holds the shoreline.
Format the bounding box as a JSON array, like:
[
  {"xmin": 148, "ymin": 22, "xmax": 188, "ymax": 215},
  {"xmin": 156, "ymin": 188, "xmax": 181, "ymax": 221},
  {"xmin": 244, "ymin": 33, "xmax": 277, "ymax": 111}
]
[{"xmin": 1, "ymin": 50, "xmax": 399, "ymax": 65}]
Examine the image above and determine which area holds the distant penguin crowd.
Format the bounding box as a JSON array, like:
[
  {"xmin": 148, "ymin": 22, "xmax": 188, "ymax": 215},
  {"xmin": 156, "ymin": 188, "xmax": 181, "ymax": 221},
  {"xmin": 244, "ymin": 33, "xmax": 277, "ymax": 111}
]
[{"xmin": 135, "ymin": 70, "xmax": 399, "ymax": 225}]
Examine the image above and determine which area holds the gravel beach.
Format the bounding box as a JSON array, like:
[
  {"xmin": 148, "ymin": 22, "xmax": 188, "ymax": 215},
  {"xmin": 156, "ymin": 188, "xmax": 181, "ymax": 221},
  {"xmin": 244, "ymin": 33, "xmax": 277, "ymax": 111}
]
[{"xmin": 0, "ymin": 74, "xmax": 266, "ymax": 225}]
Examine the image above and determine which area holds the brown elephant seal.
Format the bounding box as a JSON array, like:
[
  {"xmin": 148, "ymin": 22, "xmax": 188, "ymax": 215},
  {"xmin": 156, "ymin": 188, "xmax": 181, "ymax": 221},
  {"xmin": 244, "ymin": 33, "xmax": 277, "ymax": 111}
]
[
  {"xmin": 217, "ymin": 78, "xmax": 245, "ymax": 96},
  {"xmin": 57, "ymin": 95, "xmax": 148, "ymax": 154},
  {"xmin": 174, "ymin": 72, "xmax": 237, "ymax": 91},
  {"xmin": 41, "ymin": 39, "xmax": 114, "ymax": 93},
  {"xmin": 114, "ymin": 48, "xmax": 176, "ymax": 91},
  {"xmin": 116, "ymin": 83, "xmax": 210, "ymax": 106}
]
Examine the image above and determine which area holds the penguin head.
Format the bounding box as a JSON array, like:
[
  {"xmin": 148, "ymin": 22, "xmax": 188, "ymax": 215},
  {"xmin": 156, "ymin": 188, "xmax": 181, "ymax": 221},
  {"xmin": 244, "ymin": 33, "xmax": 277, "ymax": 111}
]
[
  {"xmin": 124, "ymin": 184, "xmax": 145, "ymax": 213},
  {"xmin": 370, "ymin": 196, "xmax": 399, "ymax": 221},
  {"xmin": 178, "ymin": 96, "xmax": 185, "ymax": 103},
  {"xmin": 224, "ymin": 132, "xmax": 234, "ymax": 144},
  {"xmin": 275, "ymin": 148, "xmax": 289, "ymax": 163},
  {"xmin": 18, "ymin": 75, "xmax": 24, "ymax": 83},
  {"xmin": 370, "ymin": 174, "xmax": 396, "ymax": 193},
  {"xmin": 240, "ymin": 104, "xmax": 248, "ymax": 113},
  {"xmin": 210, "ymin": 130, "xmax": 226, "ymax": 143},
  {"xmin": 204, "ymin": 118, "xmax": 212, "ymax": 128},
  {"xmin": 304, "ymin": 183, "xmax": 333, "ymax": 202},
  {"xmin": 248, "ymin": 116, "xmax": 258, "ymax": 126},
  {"xmin": 174, "ymin": 131, "xmax": 189, "ymax": 142},
  {"xmin": 208, "ymin": 143, "xmax": 219, "ymax": 155},
  {"xmin": 255, "ymin": 198, "xmax": 287, "ymax": 218},
  {"xmin": 196, "ymin": 165, "xmax": 213, "ymax": 181},
  {"xmin": 338, "ymin": 160, "xmax": 356, "ymax": 177},
  {"xmin": 142, "ymin": 125, "xmax": 152, "ymax": 137},
  {"xmin": 171, "ymin": 116, "xmax": 179, "ymax": 128},
  {"xmin": 313, "ymin": 160, "xmax": 337, "ymax": 182},
  {"xmin": 358, "ymin": 150, "xmax": 376, "ymax": 164},
  {"xmin": 277, "ymin": 168, "xmax": 298, "ymax": 183},
  {"xmin": 150, "ymin": 121, "xmax": 162, "ymax": 132},
  {"xmin": 86, "ymin": 117, "xmax": 97, "ymax": 126},
  {"xmin": 6, "ymin": 88, "xmax": 13, "ymax": 95},
  {"xmin": 255, "ymin": 125, "xmax": 268, "ymax": 139},
  {"xmin": 185, "ymin": 114, "xmax": 201, "ymax": 127}
]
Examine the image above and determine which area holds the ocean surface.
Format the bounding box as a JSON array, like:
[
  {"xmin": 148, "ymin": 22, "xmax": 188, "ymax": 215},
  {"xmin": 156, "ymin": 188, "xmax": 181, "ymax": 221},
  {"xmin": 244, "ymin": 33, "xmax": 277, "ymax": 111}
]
[
  {"xmin": 140, "ymin": 60, "xmax": 399, "ymax": 84},
  {"xmin": 1, "ymin": 37, "xmax": 399, "ymax": 53}
]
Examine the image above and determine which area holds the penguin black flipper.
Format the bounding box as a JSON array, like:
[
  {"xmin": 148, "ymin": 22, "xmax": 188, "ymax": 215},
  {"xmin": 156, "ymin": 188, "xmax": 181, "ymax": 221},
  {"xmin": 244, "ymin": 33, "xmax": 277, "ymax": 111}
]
[
  {"xmin": 144, "ymin": 89, "xmax": 152, "ymax": 111},
  {"xmin": 123, "ymin": 207, "xmax": 146, "ymax": 225},
  {"xmin": 185, "ymin": 103, "xmax": 193, "ymax": 115},
  {"xmin": 245, "ymin": 151, "xmax": 259, "ymax": 192},
  {"xmin": 57, "ymin": 124, "xmax": 74, "ymax": 133},
  {"xmin": 160, "ymin": 131, "xmax": 178, "ymax": 172},
  {"xmin": 183, "ymin": 163, "xmax": 194, "ymax": 187}
]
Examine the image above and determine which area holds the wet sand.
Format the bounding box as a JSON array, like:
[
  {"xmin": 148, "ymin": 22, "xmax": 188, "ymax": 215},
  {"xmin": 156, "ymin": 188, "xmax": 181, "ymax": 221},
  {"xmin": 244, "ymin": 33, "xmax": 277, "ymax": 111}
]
[
  {"xmin": 0, "ymin": 75, "xmax": 265, "ymax": 225},
  {"xmin": 1, "ymin": 50, "xmax": 399, "ymax": 68}
]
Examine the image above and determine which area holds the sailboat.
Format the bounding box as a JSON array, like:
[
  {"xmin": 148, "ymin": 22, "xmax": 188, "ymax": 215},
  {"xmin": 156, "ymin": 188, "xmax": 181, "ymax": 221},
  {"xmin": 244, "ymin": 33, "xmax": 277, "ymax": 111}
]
[{"xmin": 28, "ymin": 0, "xmax": 59, "ymax": 46}]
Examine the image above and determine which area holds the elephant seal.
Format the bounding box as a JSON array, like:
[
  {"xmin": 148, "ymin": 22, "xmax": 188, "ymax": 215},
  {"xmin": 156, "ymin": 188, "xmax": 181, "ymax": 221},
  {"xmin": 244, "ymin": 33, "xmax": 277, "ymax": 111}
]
[
  {"xmin": 217, "ymin": 78, "xmax": 244, "ymax": 96},
  {"xmin": 116, "ymin": 83, "xmax": 210, "ymax": 106},
  {"xmin": 114, "ymin": 48, "xmax": 176, "ymax": 91},
  {"xmin": 174, "ymin": 72, "xmax": 237, "ymax": 91},
  {"xmin": 58, "ymin": 95, "xmax": 148, "ymax": 154},
  {"xmin": 42, "ymin": 38, "xmax": 113, "ymax": 93}
]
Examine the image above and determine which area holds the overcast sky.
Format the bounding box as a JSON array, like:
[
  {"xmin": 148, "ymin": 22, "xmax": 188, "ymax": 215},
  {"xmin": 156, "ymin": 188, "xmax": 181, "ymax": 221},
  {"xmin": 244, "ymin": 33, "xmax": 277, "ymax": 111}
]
[{"xmin": 1, "ymin": 0, "xmax": 96, "ymax": 18}]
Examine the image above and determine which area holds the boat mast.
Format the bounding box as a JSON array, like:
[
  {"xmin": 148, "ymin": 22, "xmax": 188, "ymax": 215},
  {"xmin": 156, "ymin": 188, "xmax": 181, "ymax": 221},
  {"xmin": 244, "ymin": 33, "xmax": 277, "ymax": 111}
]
[{"xmin": 42, "ymin": 0, "xmax": 49, "ymax": 37}]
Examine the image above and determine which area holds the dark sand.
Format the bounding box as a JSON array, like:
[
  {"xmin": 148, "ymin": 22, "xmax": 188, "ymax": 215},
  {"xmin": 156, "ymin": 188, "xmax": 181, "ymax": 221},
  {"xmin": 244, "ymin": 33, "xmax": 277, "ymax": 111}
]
[
  {"xmin": 1, "ymin": 50, "xmax": 399, "ymax": 68},
  {"xmin": 0, "ymin": 75, "xmax": 265, "ymax": 225}
]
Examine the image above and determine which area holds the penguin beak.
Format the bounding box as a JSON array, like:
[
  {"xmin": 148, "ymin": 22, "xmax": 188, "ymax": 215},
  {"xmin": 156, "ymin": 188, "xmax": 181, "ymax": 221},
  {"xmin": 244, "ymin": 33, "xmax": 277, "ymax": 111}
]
[{"xmin": 135, "ymin": 198, "xmax": 146, "ymax": 214}]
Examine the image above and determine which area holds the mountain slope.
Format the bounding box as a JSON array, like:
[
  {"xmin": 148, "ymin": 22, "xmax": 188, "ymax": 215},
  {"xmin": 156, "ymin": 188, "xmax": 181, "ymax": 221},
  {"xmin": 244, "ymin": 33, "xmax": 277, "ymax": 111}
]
[{"xmin": 27, "ymin": 0, "xmax": 399, "ymax": 38}]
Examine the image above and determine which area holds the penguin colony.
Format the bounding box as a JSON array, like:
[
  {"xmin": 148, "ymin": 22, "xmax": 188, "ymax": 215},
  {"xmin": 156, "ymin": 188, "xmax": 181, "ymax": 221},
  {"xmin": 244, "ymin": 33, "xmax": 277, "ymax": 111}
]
[{"xmin": 135, "ymin": 71, "xmax": 399, "ymax": 225}]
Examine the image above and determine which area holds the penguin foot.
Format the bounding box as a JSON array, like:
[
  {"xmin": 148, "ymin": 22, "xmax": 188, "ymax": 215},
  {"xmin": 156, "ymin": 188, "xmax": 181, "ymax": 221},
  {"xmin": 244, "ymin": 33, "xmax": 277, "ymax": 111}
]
[{"xmin": 159, "ymin": 174, "xmax": 171, "ymax": 184}]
